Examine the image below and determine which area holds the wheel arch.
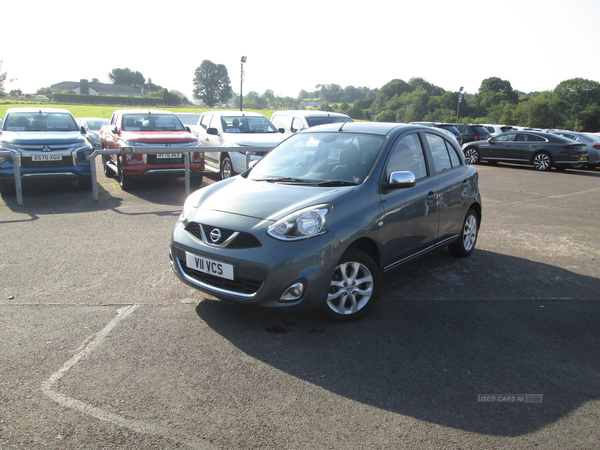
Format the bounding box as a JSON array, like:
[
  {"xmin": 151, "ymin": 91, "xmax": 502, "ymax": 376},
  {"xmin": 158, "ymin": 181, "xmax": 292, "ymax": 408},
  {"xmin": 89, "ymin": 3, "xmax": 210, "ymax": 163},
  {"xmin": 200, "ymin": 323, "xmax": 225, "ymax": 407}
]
[{"xmin": 346, "ymin": 237, "xmax": 382, "ymax": 272}]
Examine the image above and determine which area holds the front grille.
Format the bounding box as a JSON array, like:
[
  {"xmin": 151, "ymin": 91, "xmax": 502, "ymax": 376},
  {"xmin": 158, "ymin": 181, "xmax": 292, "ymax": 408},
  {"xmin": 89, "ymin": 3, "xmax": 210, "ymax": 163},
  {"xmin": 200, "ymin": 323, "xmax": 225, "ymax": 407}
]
[
  {"xmin": 21, "ymin": 157, "xmax": 72, "ymax": 168},
  {"xmin": 179, "ymin": 259, "xmax": 263, "ymax": 295},
  {"xmin": 185, "ymin": 222, "xmax": 262, "ymax": 249}
]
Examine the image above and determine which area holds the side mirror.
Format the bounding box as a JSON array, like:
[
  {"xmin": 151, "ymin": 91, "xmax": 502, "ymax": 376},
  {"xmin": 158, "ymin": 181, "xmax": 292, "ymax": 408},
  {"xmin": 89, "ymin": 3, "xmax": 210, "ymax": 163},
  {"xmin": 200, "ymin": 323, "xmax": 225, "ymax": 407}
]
[
  {"xmin": 185, "ymin": 126, "xmax": 191, "ymax": 133},
  {"xmin": 488, "ymin": 137, "xmax": 494, "ymax": 143},
  {"xmin": 278, "ymin": 128, "xmax": 285, "ymax": 134},
  {"xmin": 207, "ymin": 127, "xmax": 219, "ymax": 136},
  {"xmin": 385, "ymin": 171, "xmax": 416, "ymax": 190},
  {"xmin": 80, "ymin": 126, "xmax": 87, "ymax": 135},
  {"xmin": 112, "ymin": 126, "xmax": 119, "ymax": 134}
]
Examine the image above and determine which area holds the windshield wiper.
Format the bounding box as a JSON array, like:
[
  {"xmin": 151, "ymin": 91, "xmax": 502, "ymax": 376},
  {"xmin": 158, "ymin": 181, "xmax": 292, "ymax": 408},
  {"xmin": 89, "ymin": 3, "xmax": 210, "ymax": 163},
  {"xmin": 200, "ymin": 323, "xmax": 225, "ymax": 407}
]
[
  {"xmin": 316, "ymin": 180, "xmax": 358, "ymax": 187},
  {"xmin": 252, "ymin": 177, "xmax": 316, "ymax": 185}
]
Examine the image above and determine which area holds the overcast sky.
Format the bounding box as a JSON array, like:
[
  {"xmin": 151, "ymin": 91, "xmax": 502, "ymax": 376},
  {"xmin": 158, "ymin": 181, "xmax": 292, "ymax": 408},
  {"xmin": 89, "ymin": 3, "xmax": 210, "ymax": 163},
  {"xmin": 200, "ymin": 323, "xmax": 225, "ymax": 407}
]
[{"xmin": 3, "ymin": 0, "xmax": 599, "ymax": 100}]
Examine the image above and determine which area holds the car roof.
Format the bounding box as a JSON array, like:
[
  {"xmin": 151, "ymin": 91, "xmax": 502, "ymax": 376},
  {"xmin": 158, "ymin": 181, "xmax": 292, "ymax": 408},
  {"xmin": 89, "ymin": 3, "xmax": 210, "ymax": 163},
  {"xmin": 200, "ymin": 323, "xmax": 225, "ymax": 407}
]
[
  {"xmin": 204, "ymin": 111, "xmax": 267, "ymax": 118},
  {"xmin": 271, "ymin": 110, "xmax": 350, "ymax": 118},
  {"xmin": 118, "ymin": 109, "xmax": 175, "ymax": 115},
  {"xmin": 5, "ymin": 107, "xmax": 72, "ymax": 114},
  {"xmin": 300, "ymin": 122, "xmax": 429, "ymax": 136}
]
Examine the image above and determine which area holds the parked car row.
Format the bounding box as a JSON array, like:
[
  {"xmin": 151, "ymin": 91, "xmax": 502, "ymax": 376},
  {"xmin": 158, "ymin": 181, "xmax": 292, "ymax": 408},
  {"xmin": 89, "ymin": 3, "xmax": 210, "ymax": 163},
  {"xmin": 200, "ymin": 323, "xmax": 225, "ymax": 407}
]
[{"xmin": 0, "ymin": 107, "xmax": 356, "ymax": 194}]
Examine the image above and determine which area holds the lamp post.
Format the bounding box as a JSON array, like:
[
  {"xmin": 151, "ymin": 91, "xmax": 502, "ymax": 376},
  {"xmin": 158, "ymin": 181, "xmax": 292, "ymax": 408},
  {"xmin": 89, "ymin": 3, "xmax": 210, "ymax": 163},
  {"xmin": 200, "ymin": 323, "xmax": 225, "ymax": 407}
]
[
  {"xmin": 456, "ymin": 86, "xmax": 464, "ymax": 122},
  {"xmin": 240, "ymin": 56, "xmax": 247, "ymax": 111}
]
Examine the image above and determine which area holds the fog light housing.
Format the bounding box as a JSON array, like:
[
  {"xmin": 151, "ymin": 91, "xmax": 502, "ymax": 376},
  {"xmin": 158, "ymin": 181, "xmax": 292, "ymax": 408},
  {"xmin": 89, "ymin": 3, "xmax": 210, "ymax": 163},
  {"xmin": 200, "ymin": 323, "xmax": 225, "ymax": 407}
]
[{"xmin": 280, "ymin": 281, "xmax": 305, "ymax": 302}]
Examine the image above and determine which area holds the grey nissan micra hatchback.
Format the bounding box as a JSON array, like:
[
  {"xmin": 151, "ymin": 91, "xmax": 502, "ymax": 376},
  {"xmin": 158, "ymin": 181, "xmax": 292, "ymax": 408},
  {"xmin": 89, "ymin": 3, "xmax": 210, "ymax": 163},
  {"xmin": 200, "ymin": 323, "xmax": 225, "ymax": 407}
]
[{"xmin": 170, "ymin": 122, "xmax": 482, "ymax": 321}]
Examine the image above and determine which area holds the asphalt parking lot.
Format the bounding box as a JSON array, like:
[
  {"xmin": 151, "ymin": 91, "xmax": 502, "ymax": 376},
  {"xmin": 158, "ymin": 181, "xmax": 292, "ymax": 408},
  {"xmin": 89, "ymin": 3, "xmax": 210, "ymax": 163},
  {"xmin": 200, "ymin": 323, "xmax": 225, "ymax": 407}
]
[{"xmin": 1, "ymin": 163, "xmax": 599, "ymax": 450}]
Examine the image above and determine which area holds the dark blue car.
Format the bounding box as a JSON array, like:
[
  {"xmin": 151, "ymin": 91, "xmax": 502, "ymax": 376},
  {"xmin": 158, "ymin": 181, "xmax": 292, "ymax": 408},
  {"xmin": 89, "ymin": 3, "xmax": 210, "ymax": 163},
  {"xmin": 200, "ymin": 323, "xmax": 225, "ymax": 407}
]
[{"xmin": 0, "ymin": 108, "xmax": 93, "ymax": 194}]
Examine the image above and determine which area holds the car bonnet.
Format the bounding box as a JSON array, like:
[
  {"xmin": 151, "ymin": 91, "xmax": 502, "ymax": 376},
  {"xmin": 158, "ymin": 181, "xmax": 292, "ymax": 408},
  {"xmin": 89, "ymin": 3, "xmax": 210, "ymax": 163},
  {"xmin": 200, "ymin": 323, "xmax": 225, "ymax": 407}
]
[
  {"xmin": 221, "ymin": 132, "xmax": 285, "ymax": 147},
  {"xmin": 189, "ymin": 176, "xmax": 352, "ymax": 222},
  {"xmin": 1, "ymin": 130, "xmax": 86, "ymax": 144}
]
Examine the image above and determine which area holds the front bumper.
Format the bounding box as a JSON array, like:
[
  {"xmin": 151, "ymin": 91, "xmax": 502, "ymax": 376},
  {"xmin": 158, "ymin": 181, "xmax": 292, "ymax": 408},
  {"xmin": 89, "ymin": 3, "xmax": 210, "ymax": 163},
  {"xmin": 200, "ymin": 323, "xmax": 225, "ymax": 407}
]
[{"xmin": 169, "ymin": 216, "xmax": 340, "ymax": 310}]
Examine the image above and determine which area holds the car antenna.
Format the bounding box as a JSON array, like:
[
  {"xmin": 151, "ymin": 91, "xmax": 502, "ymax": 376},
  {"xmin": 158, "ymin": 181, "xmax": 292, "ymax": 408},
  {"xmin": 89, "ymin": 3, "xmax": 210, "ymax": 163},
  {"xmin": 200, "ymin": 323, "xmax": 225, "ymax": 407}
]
[{"xmin": 338, "ymin": 117, "xmax": 351, "ymax": 131}]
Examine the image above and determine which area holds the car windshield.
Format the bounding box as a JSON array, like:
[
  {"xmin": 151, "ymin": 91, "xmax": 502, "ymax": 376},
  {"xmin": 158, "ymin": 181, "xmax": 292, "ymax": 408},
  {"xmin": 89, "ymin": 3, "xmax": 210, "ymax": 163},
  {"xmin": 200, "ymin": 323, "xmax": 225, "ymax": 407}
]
[
  {"xmin": 85, "ymin": 119, "xmax": 109, "ymax": 130},
  {"xmin": 3, "ymin": 112, "xmax": 78, "ymax": 132},
  {"xmin": 177, "ymin": 114, "xmax": 201, "ymax": 126},
  {"xmin": 248, "ymin": 132, "xmax": 385, "ymax": 185},
  {"xmin": 122, "ymin": 114, "xmax": 185, "ymax": 131},
  {"xmin": 306, "ymin": 117, "xmax": 353, "ymax": 127},
  {"xmin": 222, "ymin": 115, "xmax": 278, "ymax": 134},
  {"xmin": 439, "ymin": 125, "xmax": 460, "ymax": 135},
  {"xmin": 472, "ymin": 126, "xmax": 490, "ymax": 134}
]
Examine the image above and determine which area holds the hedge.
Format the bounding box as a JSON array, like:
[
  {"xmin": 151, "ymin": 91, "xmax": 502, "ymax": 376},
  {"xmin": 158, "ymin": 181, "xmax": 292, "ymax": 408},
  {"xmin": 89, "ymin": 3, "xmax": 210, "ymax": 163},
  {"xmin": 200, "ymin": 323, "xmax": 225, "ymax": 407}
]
[{"xmin": 53, "ymin": 93, "xmax": 166, "ymax": 106}]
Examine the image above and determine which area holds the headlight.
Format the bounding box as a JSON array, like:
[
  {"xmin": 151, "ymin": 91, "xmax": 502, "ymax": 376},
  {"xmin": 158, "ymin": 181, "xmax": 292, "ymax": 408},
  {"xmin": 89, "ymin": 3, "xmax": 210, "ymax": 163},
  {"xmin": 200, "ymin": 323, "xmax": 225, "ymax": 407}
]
[
  {"xmin": 72, "ymin": 141, "xmax": 90, "ymax": 150},
  {"xmin": 123, "ymin": 140, "xmax": 142, "ymax": 147},
  {"xmin": 1, "ymin": 141, "xmax": 18, "ymax": 150},
  {"xmin": 179, "ymin": 195, "xmax": 198, "ymax": 223},
  {"xmin": 268, "ymin": 204, "xmax": 332, "ymax": 241}
]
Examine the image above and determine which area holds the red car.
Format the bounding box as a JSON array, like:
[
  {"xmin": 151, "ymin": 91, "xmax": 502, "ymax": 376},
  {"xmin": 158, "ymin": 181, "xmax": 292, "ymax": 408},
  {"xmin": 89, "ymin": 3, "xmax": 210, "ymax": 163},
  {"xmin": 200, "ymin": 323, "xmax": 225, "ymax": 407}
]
[{"xmin": 99, "ymin": 109, "xmax": 204, "ymax": 190}]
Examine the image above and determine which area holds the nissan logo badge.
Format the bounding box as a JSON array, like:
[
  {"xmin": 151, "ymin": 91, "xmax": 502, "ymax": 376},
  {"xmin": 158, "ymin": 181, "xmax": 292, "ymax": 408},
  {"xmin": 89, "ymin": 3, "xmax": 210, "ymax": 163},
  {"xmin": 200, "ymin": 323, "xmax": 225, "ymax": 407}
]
[{"xmin": 210, "ymin": 229, "xmax": 222, "ymax": 243}]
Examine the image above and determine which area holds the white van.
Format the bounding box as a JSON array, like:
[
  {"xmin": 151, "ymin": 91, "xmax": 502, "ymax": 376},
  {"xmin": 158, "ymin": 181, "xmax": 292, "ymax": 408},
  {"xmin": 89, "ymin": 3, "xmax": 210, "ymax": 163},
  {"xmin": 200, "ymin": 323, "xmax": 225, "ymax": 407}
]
[{"xmin": 270, "ymin": 110, "xmax": 352, "ymax": 136}]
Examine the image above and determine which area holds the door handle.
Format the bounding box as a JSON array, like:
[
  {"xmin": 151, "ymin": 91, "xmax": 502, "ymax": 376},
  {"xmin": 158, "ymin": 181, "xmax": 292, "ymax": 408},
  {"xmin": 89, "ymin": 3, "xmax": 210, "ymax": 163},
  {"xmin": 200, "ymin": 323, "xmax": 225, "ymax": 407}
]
[
  {"xmin": 426, "ymin": 191, "xmax": 437, "ymax": 202},
  {"xmin": 462, "ymin": 179, "xmax": 470, "ymax": 187}
]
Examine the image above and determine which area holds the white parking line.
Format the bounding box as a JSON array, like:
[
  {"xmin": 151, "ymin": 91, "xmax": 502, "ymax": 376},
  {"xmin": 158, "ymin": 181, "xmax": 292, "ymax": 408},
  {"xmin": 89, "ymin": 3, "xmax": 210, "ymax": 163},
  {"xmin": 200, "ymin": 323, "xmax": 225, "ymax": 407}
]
[{"xmin": 41, "ymin": 305, "xmax": 214, "ymax": 450}]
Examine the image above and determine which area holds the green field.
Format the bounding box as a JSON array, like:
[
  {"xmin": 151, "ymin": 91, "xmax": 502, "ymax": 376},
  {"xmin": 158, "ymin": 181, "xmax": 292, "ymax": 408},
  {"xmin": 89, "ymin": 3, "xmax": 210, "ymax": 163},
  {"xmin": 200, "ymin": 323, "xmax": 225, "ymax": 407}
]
[{"xmin": 0, "ymin": 102, "xmax": 274, "ymax": 120}]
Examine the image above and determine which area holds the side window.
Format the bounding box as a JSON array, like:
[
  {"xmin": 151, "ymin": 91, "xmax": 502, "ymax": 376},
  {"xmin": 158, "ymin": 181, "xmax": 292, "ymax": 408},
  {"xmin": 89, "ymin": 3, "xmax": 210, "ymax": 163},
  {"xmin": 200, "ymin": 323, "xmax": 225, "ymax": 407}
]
[
  {"xmin": 200, "ymin": 114, "xmax": 212, "ymax": 130},
  {"xmin": 425, "ymin": 133, "xmax": 452, "ymax": 173},
  {"xmin": 291, "ymin": 117, "xmax": 305, "ymax": 133},
  {"xmin": 446, "ymin": 141, "xmax": 461, "ymax": 167},
  {"xmin": 386, "ymin": 133, "xmax": 428, "ymax": 180}
]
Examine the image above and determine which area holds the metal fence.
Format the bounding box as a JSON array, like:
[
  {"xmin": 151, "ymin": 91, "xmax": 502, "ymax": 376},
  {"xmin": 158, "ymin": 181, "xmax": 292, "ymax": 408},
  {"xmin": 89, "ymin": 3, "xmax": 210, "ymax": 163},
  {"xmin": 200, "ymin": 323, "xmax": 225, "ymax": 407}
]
[
  {"xmin": 2, "ymin": 146, "xmax": 273, "ymax": 205},
  {"xmin": 89, "ymin": 146, "xmax": 272, "ymax": 201}
]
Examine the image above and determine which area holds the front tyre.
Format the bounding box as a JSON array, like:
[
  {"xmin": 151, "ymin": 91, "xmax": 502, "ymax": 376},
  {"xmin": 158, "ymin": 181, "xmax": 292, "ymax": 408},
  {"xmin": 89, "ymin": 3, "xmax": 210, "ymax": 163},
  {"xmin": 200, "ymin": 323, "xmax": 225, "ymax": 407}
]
[
  {"xmin": 449, "ymin": 208, "xmax": 479, "ymax": 257},
  {"xmin": 324, "ymin": 249, "xmax": 380, "ymax": 322},
  {"xmin": 118, "ymin": 157, "xmax": 134, "ymax": 190},
  {"xmin": 102, "ymin": 155, "xmax": 116, "ymax": 178},
  {"xmin": 220, "ymin": 155, "xmax": 235, "ymax": 180},
  {"xmin": 464, "ymin": 147, "xmax": 480, "ymax": 164},
  {"xmin": 532, "ymin": 152, "xmax": 552, "ymax": 171}
]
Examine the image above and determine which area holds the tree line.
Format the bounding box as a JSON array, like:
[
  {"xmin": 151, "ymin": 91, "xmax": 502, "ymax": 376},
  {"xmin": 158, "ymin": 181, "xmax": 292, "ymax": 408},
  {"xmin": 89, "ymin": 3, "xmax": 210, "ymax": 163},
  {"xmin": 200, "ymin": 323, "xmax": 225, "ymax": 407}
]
[
  {"xmin": 191, "ymin": 60, "xmax": 600, "ymax": 132},
  {"xmin": 2, "ymin": 59, "xmax": 598, "ymax": 132}
]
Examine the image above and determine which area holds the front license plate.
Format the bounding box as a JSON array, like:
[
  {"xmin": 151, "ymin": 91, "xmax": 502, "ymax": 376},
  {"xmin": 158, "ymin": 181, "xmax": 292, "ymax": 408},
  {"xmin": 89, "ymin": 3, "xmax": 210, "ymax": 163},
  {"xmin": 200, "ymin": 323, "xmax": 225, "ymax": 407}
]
[
  {"xmin": 157, "ymin": 152, "xmax": 182, "ymax": 158},
  {"xmin": 32, "ymin": 154, "xmax": 61, "ymax": 161},
  {"xmin": 186, "ymin": 252, "xmax": 234, "ymax": 280}
]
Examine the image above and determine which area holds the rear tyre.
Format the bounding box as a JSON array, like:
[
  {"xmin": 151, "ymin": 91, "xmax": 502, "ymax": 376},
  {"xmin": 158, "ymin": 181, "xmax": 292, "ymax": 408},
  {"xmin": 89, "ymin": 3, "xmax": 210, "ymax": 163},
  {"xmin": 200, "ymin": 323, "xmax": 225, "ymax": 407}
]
[
  {"xmin": 323, "ymin": 249, "xmax": 380, "ymax": 322},
  {"xmin": 449, "ymin": 208, "xmax": 479, "ymax": 257},
  {"xmin": 532, "ymin": 152, "xmax": 552, "ymax": 171}
]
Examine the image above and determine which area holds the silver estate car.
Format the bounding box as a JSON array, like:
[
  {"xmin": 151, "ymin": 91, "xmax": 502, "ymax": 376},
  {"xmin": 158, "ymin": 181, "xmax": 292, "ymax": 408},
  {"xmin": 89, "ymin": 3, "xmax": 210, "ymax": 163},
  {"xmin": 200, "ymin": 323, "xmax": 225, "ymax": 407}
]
[{"xmin": 170, "ymin": 122, "xmax": 482, "ymax": 321}]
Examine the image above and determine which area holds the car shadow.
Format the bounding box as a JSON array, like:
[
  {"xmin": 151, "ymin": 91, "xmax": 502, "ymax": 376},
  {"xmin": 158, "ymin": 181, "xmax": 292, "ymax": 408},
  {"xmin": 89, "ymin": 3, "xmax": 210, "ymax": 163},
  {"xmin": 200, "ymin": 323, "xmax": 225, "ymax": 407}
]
[
  {"xmin": 194, "ymin": 249, "xmax": 600, "ymax": 437},
  {"xmin": 0, "ymin": 179, "xmax": 122, "ymax": 219}
]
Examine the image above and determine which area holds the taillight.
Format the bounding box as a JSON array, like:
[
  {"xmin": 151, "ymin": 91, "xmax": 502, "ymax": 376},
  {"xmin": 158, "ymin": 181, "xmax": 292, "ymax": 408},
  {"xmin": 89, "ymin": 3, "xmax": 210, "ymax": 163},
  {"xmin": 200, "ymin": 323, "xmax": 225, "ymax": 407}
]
[
  {"xmin": 562, "ymin": 145, "xmax": 582, "ymax": 151},
  {"xmin": 593, "ymin": 144, "xmax": 600, "ymax": 150}
]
